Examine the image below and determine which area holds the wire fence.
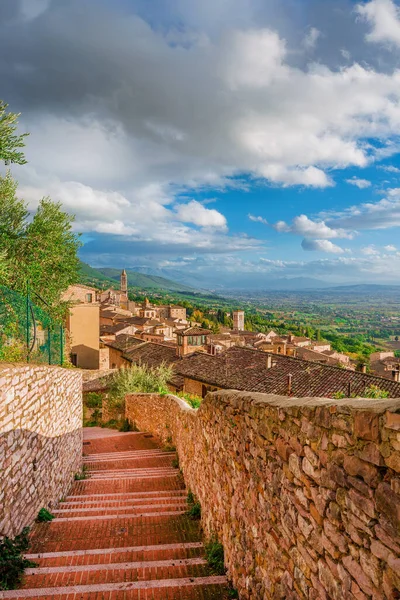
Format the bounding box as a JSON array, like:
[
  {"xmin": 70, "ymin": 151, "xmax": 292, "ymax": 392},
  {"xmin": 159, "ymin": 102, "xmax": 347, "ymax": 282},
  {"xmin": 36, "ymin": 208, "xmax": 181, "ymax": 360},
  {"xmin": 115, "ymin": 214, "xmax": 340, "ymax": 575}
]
[{"xmin": 0, "ymin": 285, "xmax": 64, "ymax": 365}]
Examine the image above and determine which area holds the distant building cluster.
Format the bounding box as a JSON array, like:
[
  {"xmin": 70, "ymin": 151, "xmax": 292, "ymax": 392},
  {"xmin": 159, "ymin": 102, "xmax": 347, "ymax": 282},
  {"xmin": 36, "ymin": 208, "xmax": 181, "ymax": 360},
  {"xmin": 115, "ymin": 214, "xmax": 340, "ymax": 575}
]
[{"xmin": 64, "ymin": 270, "xmax": 400, "ymax": 399}]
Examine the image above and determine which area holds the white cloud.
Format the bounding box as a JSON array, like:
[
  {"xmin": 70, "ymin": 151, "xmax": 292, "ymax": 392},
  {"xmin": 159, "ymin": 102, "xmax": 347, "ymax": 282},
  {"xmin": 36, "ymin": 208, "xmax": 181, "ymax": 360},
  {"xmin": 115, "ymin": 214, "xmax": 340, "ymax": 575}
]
[
  {"xmin": 328, "ymin": 187, "xmax": 400, "ymax": 230},
  {"xmin": 357, "ymin": 0, "xmax": 400, "ymax": 47},
  {"xmin": 384, "ymin": 244, "xmax": 397, "ymax": 251},
  {"xmin": 379, "ymin": 165, "xmax": 400, "ymax": 173},
  {"xmin": 220, "ymin": 29, "xmax": 286, "ymax": 89},
  {"xmin": 346, "ymin": 177, "xmax": 372, "ymax": 189},
  {"xmin": 175, "ymin": 200, "xmax": 227, "ymax": 229},
  {"xmin": 303, "ymin": 27, "xmax": 321, "ymax": 50},
  {"xmin": 248, "ymin": 214, "xmax": 268, "ymax": 224},
  {"xmin": 301, "ymin": 238, "xmax": 346, "ymax": 254},
  {"xmin": 361, "ymin": 244, "xmax": 380, "ymax": 256},
  {"xmin": 341, "ymin": 48, "xmax": 351, "ymax": 60},
  {"xmin": 274, "ymin": 214, "xmax": 355, "ymax": 239}
]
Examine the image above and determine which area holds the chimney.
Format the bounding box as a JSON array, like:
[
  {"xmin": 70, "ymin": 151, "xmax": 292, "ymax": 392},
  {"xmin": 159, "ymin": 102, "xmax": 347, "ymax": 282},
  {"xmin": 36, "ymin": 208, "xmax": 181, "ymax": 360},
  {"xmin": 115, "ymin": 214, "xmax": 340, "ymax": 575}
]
[
  {"xmin": 361, "ymin": 364, "xmax": 367, "ymax": 374},
  {"xmin": 287, "ymin": 373, "xmax": 292, "ymax": 395},
  {"xmin": 392, "ymin": 370, "xmax": 400, "ymax": 382},
  {"xmin": 266, "ymin": 354, "xmax": 272, "ymax": 369}
]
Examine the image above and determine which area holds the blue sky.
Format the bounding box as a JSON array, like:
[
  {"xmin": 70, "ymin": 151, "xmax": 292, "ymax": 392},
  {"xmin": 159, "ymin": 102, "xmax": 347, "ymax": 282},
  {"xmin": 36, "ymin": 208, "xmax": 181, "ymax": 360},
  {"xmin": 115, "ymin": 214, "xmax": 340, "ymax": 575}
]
[{"xmin": 2, "ymin": 0, "xmax": 400, "ymax": 288}]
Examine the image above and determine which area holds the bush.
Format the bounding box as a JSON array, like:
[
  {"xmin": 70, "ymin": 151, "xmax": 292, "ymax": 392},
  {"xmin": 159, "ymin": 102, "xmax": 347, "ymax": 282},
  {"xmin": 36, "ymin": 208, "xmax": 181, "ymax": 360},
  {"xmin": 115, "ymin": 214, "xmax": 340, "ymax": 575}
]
[
  {"xmin": 205, "ymin": 537, "xmax": 225, "ymax": 575},
  {"xmin": 36, "ymin": 508, "xmax": 54, "ymax": 522},
  {"xmin": 108, "ymin": 363, "xmax": 173, "ymax": 409},
  {"xmin": 0, "ymin": 527, "xmax": 36, "ymax": 590},
  {"xmin": 85, "ymin": 392, "xmax": 102, "ymax": 409},
  {"xmin": 178, "ymin": 392, "xmax": 202, "ymax": 409}
]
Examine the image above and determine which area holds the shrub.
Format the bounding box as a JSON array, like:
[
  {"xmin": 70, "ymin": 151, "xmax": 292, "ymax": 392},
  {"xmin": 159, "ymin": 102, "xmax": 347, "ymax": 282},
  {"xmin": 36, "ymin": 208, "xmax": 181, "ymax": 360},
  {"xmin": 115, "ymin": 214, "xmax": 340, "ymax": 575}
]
[
  {"xmin": 362, "ymin": 385, "xmax": 389, "ymax": 399},
  {"xmin": 0, "ymin": 527, "xmax": 36, "ymax": 590},
  {"xmin": 85, "ymin": 392, "xmax": 103, "ymax": 409},
  {"xmin": 178, "ymin": 392, "xmax": 202, "ymax": 409},
  {"xmin": 108, "ymin": 363, "xmax": 173, "ymax": 409},
  {"xmin": 36, "ymin": 508, "xmax": 54, "ymax": 522},
  {"xmin": 205, "ymin": 537, "xmax": 225, "ymax": 575}
]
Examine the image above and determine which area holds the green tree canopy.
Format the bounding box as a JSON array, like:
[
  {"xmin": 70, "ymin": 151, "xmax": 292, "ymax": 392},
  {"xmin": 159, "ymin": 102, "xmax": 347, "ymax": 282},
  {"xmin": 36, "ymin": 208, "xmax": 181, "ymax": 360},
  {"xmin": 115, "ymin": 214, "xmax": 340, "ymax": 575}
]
[
  {"xmin": 0, "ymin": 101, "xmax": 28, "ymax": 165},
  {"xmin": 0, "ymin": 172, "xmax": 81, "ymax": 319}
]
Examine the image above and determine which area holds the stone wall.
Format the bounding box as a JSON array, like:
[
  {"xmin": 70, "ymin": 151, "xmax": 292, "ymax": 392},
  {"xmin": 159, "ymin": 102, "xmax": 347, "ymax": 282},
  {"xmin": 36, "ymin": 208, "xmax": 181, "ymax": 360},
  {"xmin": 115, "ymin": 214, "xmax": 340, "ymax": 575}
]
[
  {"xmin": 125, "ymin": 390, "xmax": 400, "ymax": 600},
  {"xmin": 0, "ymin": 363, "xmax": 82, "ymax": 538}
]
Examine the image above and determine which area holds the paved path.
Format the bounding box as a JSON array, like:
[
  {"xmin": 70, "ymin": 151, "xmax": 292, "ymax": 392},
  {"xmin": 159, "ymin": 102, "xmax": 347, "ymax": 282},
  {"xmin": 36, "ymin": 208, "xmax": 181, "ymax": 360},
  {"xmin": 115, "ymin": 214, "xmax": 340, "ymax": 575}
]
[{"xmin": 3, "ymin": 428, "xmax": 229, "ymax": 599}]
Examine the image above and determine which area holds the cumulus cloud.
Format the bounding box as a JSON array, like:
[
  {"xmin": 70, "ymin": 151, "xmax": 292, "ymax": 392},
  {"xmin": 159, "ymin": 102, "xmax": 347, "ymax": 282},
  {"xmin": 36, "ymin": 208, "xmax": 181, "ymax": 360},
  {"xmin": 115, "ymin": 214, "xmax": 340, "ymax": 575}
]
[
  {"xmin": 274, "ymin": 214, "xmax": 355, "ymax": 239},
  {"xmin": 175, "ymin": 200, "xmax": 227, "ymax": 229},
  {"xmin": 346, "ymin": 177, "xmax": 372, "ymax": 188},
  {"xmin": 327, "ymin": 188, "xmax": 400, "ymax": 230},
  {"xmin": 301, "ymin": 238, "xmax": 346, "ymax": 254},
  {"xmin": 357, "ymin": 0, "xmax": 400, "ymax": 47},
  {"xmin": 248, "ymin": 214, "xmax": 268, "ymax": 224},
  {"xmin": 384, "ymin": 244, "xmax": 397, "ymax": 251}
]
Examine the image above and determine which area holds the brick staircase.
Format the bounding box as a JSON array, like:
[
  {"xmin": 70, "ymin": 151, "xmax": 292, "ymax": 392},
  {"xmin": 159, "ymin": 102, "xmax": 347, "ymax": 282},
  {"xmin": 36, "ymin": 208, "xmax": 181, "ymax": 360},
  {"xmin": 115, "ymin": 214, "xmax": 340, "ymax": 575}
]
[{"xmin": 4, "ymin": 428, "xmax": 229, "ymax": 599}]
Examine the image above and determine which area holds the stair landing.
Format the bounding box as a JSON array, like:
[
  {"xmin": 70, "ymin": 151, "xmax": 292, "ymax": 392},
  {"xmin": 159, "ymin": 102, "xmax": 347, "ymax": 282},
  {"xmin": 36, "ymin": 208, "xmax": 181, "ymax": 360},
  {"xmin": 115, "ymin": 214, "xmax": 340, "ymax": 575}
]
[{"xmin": 3, "ymin": 427, "xmax": 229, "ymax": 600}]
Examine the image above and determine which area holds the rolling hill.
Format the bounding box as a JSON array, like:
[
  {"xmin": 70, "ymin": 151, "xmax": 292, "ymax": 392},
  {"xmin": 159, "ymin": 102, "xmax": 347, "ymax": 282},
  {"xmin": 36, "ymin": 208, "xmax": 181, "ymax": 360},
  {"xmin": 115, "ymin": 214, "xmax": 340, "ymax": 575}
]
[{"xmin": 79, "ymin": 262, "xmax": 196, "ymax": 292}]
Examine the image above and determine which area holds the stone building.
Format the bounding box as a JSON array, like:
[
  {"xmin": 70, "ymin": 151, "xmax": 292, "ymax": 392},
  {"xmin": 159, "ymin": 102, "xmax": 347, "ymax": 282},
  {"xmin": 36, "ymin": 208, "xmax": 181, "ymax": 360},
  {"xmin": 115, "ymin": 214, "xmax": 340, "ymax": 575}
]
[
  {"xmin": 176, "ymin": 326, "xmax": 211, "ymax": 357},
  {"xmin": 233, "ymin": 310, "xmax": 245, "ymax": 331},
  {"xmin": 63, "ymin": 284, "xmax": 100, "ymax": 368}
]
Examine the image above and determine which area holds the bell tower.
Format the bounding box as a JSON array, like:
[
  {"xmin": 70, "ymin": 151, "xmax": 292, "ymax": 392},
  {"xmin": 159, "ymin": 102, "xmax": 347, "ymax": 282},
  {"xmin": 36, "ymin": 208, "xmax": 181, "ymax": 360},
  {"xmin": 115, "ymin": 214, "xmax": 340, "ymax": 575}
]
[{"xmin": 120, "ymin": 269, "xmax": 128, "ymax": 295}]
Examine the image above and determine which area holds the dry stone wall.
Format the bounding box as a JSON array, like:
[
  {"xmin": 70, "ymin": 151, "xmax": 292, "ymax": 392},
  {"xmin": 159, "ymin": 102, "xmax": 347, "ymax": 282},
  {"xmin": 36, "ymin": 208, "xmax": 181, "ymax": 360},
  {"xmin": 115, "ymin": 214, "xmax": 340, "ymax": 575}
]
[
  {"xmin": 0, "ymin": 363, "xmax": 82, "ymax": 538},
  {"xmin": 125, "ymin": 390, "xmax": 400, "ymax": 600}
]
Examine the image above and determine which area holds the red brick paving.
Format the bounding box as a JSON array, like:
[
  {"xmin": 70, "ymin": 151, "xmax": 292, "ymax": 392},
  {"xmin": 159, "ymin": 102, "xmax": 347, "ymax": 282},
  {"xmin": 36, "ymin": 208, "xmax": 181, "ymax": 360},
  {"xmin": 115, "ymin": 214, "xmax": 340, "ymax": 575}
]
[{"xmin": 4, "ymin": 429, "xmax": 229, "ymax": 599}]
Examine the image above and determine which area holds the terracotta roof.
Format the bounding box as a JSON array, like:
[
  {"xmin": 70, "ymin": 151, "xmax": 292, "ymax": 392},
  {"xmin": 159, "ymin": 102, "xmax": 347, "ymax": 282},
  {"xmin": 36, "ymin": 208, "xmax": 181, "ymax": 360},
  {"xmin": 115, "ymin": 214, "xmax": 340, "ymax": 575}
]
[
  {"xmin": 102, "ymin": 335, "xmax": 145, "ymax": 352},
  {"xmin": 114, "ymin": 316, "xmax": 150, "ymax": 325},
  {"xmin": 176, "ymin": 346, "xmax": 400, "ymax": 398},
  {"xmin": 179, "ymin": 327, "xmax": 211, "ymax": 336},
  {"xmin": 100, "ymin": 310, "xmax": 120, "ymax": 319},
  {"xmin": 100, "ymin": 323, "xmax": 133, "ymax": 335},
  {"xmin": 124, "ymin": 342, "xmax": 180, "ymax": 369},
  {"xmin": 295, "ymin": 347, "xmax": 339, "ymax": 365}
]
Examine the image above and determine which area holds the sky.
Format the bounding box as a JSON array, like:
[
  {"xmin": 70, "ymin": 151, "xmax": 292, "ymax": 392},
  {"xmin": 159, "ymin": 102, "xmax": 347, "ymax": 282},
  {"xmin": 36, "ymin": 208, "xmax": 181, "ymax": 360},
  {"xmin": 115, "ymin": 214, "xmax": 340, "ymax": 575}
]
[{"xmin": 2, "ymin": 0, "xmax": 400, "ymax": 288}]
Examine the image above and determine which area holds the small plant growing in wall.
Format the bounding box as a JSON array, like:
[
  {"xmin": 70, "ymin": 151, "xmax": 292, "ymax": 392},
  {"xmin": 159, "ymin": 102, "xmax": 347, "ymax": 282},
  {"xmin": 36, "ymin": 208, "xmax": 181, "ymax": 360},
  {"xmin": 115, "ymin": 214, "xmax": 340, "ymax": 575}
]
[
  {"xmin": 186, "ymin": 490, "xmax": 201, "ymax": 520},
  {"xmin": 0, "ymin": 527, "xmax": 37, "ymax": 590},
  {"xmin": 36, "ymin": 508, "xmax": 55, "ymax": 522},
  {"xmin": 205, "ymin": 536, "xmax": 226, "ymax": 575},
  {"xmin": 74, "ymin": 465, "xmax": 88, "ymax": 480},
  {"xmin": 119, "ymin": 418, "xmax": 133, "ymax": 432}
]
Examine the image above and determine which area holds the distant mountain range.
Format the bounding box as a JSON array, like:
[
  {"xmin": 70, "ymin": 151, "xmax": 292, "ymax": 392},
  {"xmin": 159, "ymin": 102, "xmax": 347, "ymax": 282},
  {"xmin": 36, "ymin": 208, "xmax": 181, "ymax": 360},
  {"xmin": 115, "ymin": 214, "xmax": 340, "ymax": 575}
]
[
  {"xmin": 79, "ymin": 262, "xmax": 196, "ymax": 292},
  {"xmin": 79, "ymin": 262, "xmax": 400, "ymax": 294}
]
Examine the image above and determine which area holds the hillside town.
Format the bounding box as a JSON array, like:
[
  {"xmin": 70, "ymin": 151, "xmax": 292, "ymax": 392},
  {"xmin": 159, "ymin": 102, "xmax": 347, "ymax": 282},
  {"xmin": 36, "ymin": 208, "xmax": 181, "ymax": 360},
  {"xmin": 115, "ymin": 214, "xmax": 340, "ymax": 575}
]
[
  {"xmin": 64, "ymin": 271, "xmax": 400, "ymax": 400},
  {"xmin": 2, "ymin": 4, "xmax": 400, "ymax": 597}
]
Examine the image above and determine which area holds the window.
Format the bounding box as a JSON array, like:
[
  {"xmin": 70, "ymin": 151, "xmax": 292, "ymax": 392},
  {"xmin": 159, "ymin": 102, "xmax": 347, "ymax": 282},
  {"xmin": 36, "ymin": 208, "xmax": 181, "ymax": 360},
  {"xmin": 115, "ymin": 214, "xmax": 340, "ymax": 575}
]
[{"xmin": 85, "ymin": 293, "xmax": 93, "ymax": 303}]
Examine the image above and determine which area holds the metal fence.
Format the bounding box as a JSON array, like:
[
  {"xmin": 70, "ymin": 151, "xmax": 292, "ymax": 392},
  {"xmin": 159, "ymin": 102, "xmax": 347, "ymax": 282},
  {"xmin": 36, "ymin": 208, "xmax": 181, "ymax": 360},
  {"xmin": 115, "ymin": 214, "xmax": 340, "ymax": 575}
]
[{"xmin": 0, "ymin": 285, "xmax": 65, "ymax": 365}]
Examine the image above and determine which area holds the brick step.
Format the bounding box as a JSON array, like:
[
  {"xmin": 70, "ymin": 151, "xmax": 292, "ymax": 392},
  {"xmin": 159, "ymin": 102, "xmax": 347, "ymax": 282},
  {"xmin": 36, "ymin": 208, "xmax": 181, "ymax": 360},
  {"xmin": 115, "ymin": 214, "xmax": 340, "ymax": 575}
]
[
  {"xmin": 65, "ymin": 489, "xmax": 187, "ymax": 501},
  {"xmin": 1, "ymin": 576, "xmax": 228, "ymax": 598},
  {"xmin": 26, "ymin": 542, "xmax": 204, "ymax": 568},
  {"xmin": 83, "ymin": 450, "xmax": 172, "ymax": 459},
  {"xmin": 52, "ymin": 501, "xmax": 187, "ymax": 518},
  {"xmin": 61, "ymin": 494, "xmax": 187, "ymax": 508},
  {"xmin": 68, "ymin": 479, "xmax": 185, "ymax": 494},
  {"xmin": 85, "ymin": 460, "xmax": 175, "ymax": 471},
  {"xmin": 87, "ymin": 467, "xmax": 177, "ymax": 476},
  {"xmin": 29, "ymin": 514, "xmax": 202, "ymax": 553},
  {"xmin": 22, "ymin": 557, "xmax": 212, "ymax": 589}
]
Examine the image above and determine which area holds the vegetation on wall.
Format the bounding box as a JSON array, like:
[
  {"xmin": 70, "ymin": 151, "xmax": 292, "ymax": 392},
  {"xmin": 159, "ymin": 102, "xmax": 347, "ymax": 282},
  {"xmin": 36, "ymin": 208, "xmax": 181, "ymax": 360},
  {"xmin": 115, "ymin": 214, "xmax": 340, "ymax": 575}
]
[
  {"xmin": 0, "ymin": 527, "xmax": 36, "ymax": 590},
  {"xmin": 108, "ymin": 363, "xmax": 173, "ymax": 409}
]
